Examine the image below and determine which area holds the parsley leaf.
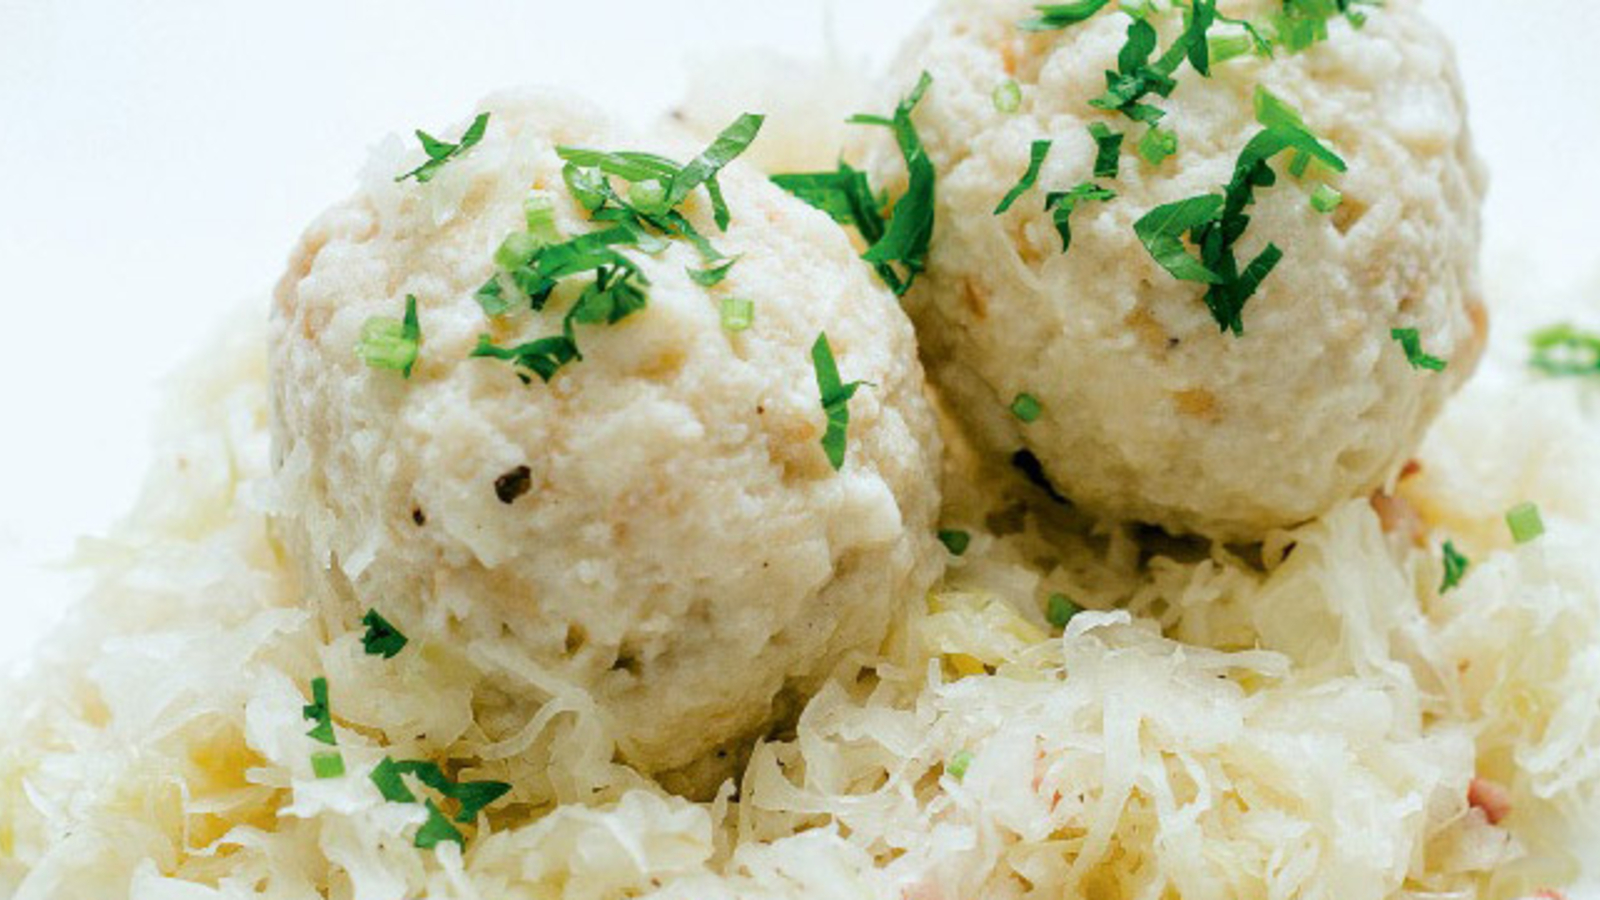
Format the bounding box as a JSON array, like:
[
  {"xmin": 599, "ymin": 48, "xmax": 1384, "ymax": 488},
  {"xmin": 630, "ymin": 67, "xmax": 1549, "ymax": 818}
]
[
  {"xmin": 415, "ymin": 800, "xmax": 464, "ymax": 849},
  {"xmin": 302, "ymin": 677, "xmax": 336, "ymax": 746},
  {"xmin": 995, "ymin": 140, "xmax": 1053, "ymax": 215},
  {"xmin": 812, "ymin": 332, "xmax": 868, "ymax": 472},
  {"xmin": 1391, "ymin": 328, "xmax": 1448, "ymax": 372},
  {"xmin": 1045, "ymin": 183, "xmax": 1117, "ymax": 253},
  {"xmin": 1440, "ymin": 540, "xmax": 1470, "ymax": 594},
  {"xmin": 356, "ymin": 295, "xmax": 422, "ymax": 378},
  {"xmin": 1138, "ymin": 126, "xmax": 1178, "ymax": 166},
  {"xmin": 1089, "ymin": 123, "xmax": 1124, "ymax": 179},
  {"xmin": 370, "ymin": 756, "xmax": 513, "ymax": 831},
  {"xmin": 666, "ymin": 114, "xmax": 766, "ymax": 231},
  {"xmin": 688, "ymin": 257, "xmax": 739, "ymax": 287},
  {"xmin": 1530, "ymin": 324, "xmax": 1600, "ymax": 378},
  {"xmin": 1019, "ymin": 0, "xmax": 1115, "ymax": 31},
  {"xmin": 361, "ymin": 609, "xmax": 409, "ymax": 659},
  {"xmin": 854, "ymin": 72, "xmax": 938, "ymax": 296},
  {"xmin": 1047, "ymin": 593, "xmax": 1082, "ymax": 628},
  {"xmin": 472, "ymin": 335, "xmax": 581, "ymax": 384},
  {"xmin": 1134, "ymin": 195, "xmax": 1227, "ymax": 283},
  {"xmin": 938, "ymin": 529, "xmax": 972, "ymax": 557},
  {"xmin": 771, "ymin": 164, "xmax": 887, "ymax": 245},
  {"xmin": 396, "ymin": 113, "xmax": 490, "ymax": 184}
]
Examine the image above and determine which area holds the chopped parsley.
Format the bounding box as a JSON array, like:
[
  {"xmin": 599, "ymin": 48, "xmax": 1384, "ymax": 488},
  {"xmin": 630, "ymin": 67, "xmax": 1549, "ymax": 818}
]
[
  {"xmin": 370, "ymin": 755, "xmax": 512, "ymax": 849},
  {"xmin": 947, "ymin": 749, "xmax": 975, "ymax": 780},
  {"xmin": 1138, "ymin": 126, "xmax": 1178, "ymax": 166},
  {"xmin": 994, "ymin": 79, "xmax": 1023, "ymax": 114},
  {"xmin": 1047, "ymin": 593, "xmax": 1082, "ymax": 628},
  {"xmin": 356, "ymin": 295, "xmax": 422, "ymax": 378},
  {"xmin": 720, "ymin": 297, "xmax": 755, "ymax": 332},
  {"xmin": 688, "ymin": 257, "xmax": 739, "ymax": 287},
  {"xmin": 1134, "ymin": 87, "xmax": 1345, "ymax": 334},
  {"xmin": 1089, "ymin": 123, "xmax": 1124, "ymax": 179},
  {"xmin": 415, "ymin": 800, "xmax": 464, "ymax": 849},
  {"xmin": 472, "ymin": 334, "xmax": 581, "ymax": 384},
  {"xmin": 1506, "ymin": 502, "xmax": 1546, "ymax": 545},
  {"xmin": 1011, "ymin": 392, "xmax": 1043, "ymax": 423},
  {"xmin": 1529, "ymin": 324, "xmax": 1600, "ymax": 378},
  {"xmin": 811, "ymin": 332, "xmax": 867, "ymax": 472},
  {"xmin": 1391, "ymin": 328, "xmax": 1447, "ymax": 372},
  {"xmin": 1440, "ymin": 541, "xmax": 1470, "ymax": 594},
  {"xmin": 776, "ymin": 73, "xmax": 937, "ymax": 296},
  {"xmin": 1019, "ymin": 0, "xmax": 1115, "ymax": 31},
  {"xmin": 361, "ymin": 609, "xmax": 409, "ymax": 659},
  {"xmin": 995, "ymin": 140, "xmax": 1053, "ymax": 215},
  {"xmin": 302, "ymin": 677, "xmax": 336, "ymax": 746},
  {"xmin": 663, "ymin": 113, "xmax": 766, "ymax": 231},
  {"xmin": 396, "ymin": 113, "xmax": 490, "ymax": 184},
  {"xmin": 1045, "ymin": 183, "xmax": 1117, "ymax": 253},
  {"xmin": 938, "ymin": 529, "xmax": 972, "ymax": 557}
]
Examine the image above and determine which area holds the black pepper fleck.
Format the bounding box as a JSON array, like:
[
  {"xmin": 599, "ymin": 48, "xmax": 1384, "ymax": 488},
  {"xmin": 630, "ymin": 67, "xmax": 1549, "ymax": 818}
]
[
  {"xmin": 411, "ymin": 507, "xmax": 427, "ymax": 526},
  {"xmin": 494, "ymin": 466, "xmax": 533, "ymax": 504}
]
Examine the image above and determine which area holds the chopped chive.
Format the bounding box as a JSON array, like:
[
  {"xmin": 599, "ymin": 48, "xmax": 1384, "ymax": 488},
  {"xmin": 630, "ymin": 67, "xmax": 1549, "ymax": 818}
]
[
  {"xmin": 719, "ymin": 297, "xmax": 755, "ymax": 332},
  {"xmin": 1529, "ymin": 324, "xmax": 1600, "ymax": 378},
  {"xmin": 1047, "ymin": 593, "xmax": 1082, "ymax": 629},
  {"xmin": 361, "ymin": 609, "xmax": 409, "ymax": 659},
  {"xmin": 947, "ymin": 750, "xmax": 975, "ymax": 780},
  {"xmin": 993, "ymin": 79, "xmax": 1023, "ymax": 114},
  {"xmin": 495, "ymin": 231, "xmax": 543, "ymax": 271},
  {"xmin": 311, "ymin": 751, "xmax": 346, "ymax": 780},
  {"xmin": 396, "ymin": 112, "xmax": 490, "ymax": 184},
  {"xmin": 1089, "ymin": 123, "xmax": 1124, "ymax": 179},
  {"xmin": 627, "ymin": 180, "xmax": 669, "ymax": 216},
  {"xmin": 356, "ymin": 295, "xmax": 422, "ymax": 378},
  {"xmin": 1137, "ymin": 126, "xmax": 1178, "ymax": 166},
  {"xmin": 1020, "ymin": 0, "xmax": 1116, "ymax": 31},
  {"xmin": 1506, "ymin": 503, "xmax": 1545, "ymax": 545},
  {"xmin": 938, "ymin": 529, "xmax": 972, "ymax": 557},
  {"xmin": 524, "ymin": 191, "xmax": 561, "ymax": 242},
  {"xmin": 1391, "ymin": 328, "xmax": 1448, "ymax": 372},
  {"xmin": 1311, "ymin": 183, "xmax": 1343, "ymax": 213},
  {"xmin": 1209, "ymin": 33, "xmax": 1255, "ymax": 63},
  {"xmin": 995, "ymin": 140, "xmax": 1053, "ymax": 215},
  {"xmin": 1011, "ymin": 393, "xmax": 1043, "ymax": 423},
  {"xmin": 1440, "ymin": 541, "xmax": 1470, "ymax": 594},
  {"xmin": 812, "ymin": 332, "xmax": 868, "ymax": 472}
]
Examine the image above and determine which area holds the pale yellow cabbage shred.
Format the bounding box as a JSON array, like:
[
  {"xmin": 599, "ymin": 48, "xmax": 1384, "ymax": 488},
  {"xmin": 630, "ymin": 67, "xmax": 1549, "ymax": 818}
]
[{"xmin": 1, "ymin": 304, "xmax": 1597, "ymax": 900}]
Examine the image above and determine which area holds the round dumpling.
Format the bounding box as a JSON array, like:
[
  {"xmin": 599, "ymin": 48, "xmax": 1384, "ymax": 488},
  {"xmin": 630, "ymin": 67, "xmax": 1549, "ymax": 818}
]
[
  {"xmin": 869, "ymin": 0, "xmax": 1487, "ymax": 541},
  {"xmin": 269, "ymin": 89, "xmax": 943, "ymax": 784}
]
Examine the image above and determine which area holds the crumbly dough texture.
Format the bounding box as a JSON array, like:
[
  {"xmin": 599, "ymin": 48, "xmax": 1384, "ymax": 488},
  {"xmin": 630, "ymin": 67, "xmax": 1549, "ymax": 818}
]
[
  {"xmin": 270, "ymin": 89, "xmax": 944, "ymax": 779},
  {"xmin": 870, "ymin": 0, "xmax": 1487, "ymax": 541}
]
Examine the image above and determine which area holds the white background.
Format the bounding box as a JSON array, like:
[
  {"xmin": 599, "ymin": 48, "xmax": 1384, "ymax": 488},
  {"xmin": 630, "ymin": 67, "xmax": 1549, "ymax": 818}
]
[{"xmin": 0, "ymin": 0, "xmax": 1597, "ymax": 672}]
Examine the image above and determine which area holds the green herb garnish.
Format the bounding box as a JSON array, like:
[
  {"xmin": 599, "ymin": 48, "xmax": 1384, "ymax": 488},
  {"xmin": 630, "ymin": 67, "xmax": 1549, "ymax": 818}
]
[
  {"xmin": 303, "ymin": 677, "xmax": 336, "ymax": 746},
  {"xmin": 664, "ymin": 113, "xmax": 766, "ymax": 231},
  {"xmin": 370, "ymin": 756, "xmax": 513, "ymax": 841},
  {"xmin": 689, "ymin": 257, "xmax": 739, "ymax": 287},
  {"xmin": 812, "ymin": 332, "xmax": 867, "ymax": 472},
  {"xmin": 1089, "ymin": 123, "xmax": 1124, "ymax": 179},
  {"xmin": 361, "ymin": 609, "xmax": 409, "ymax": 659},
  {"xmin": 1506, "ymin": 502, "xmax": 1546, "ymax": 545},
  {"xmin": 938, "ymin": 530, "xmax": 972, "ymax": 557},
  {"xmin": 415, "ymin": 800, "xmax": 465, "ymax": 849},
  {"xmin": 996, "ymin": 140, "xmax": 1053, "ymax": 215},
  {"xmin": 1011, "ymin": 393, "xmax": 1043, "ymax": 423},
  {"xmin": 777, "ymin": 75, "xmax": 936, "ymax": 296},
  {"xmin": 396, "ymin": 113, "xmax": 490, "ymax": 184},
  {"xmin": 472, "ymin": 335, "xmax": 581, "ymax": 384},
  {"xmin": 1019, "ymin": 0, "xmax": 1116, "ymax": 31},
  {"xmin": 356, "ymin": 295, "xmax": 422, "ymax": 378},
  {"xmin": 994, "ymin": 79, "xmax": 1023, "ymax": 113},
  {"xmin": 1440, "ymin": 541, "xmax": 1470, "ymax": 594},
  {"xmin": 311, "ymin": 751, "xmax": 346, "ymax": 780},
  {"xmin": 947, "ymin": 749, "xmax": 976, "ymax": 780},
  {"xmin": 1310, "ymin": 183, "xmax": 1343, "ymax": 213},
  {"xmin": 1138, "ymin": 126, "xmax": 1178, "ymax": 166},
  {"xmin": 1045, "ymin": 183, "xmax": 1117, "ymax": 253},
  {"xmin": 1047, "ymin": 593, "xmax": 1082, "ymax": 629},
  {"xmin": 719, "ymin": 297, "xmax": 755, "ymax": 332},
  {"xmin": 1529, "ymin": 324, "xmax": 1600, "ymax": 378},
  {"xmin": 1391, "ymin": 328, "xmax": 1447, "ymax": 372}
]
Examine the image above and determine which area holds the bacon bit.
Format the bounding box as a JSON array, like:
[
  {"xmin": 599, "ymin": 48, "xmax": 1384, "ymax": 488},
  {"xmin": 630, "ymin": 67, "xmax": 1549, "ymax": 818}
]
[
  {"xmin": 1371, "ymin": 491, "xmax": 1427, "ymax": 547},
  {"xmin": 1399, "ymin": 459, "xmax": 1424, "ymax": 481},
  {"xmin": 1529, "ymin": 890, "xmax": 1568, "ymax": 900},
  {"xmin": 1469, "ymin": 777, "xmax": 1512, "ymax": 825}
]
